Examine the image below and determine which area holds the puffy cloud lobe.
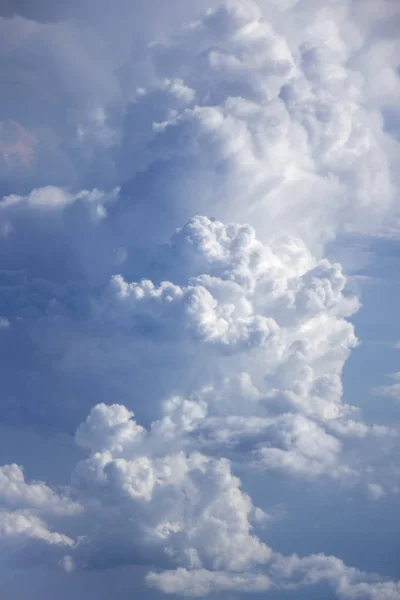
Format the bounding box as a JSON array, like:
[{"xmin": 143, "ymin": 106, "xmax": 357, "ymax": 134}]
[
  {"xmin": 154, "ymin": 394, "xmax": 397, "ymax": 492},
  {"xmin": 109, "ymin": 274, "xmax": 278, "ymax": 348},
  {"xmin": 75, "ymin": 403, "xmax": 145, "ymax": 454},
  {"xmin": 73, "ymin": 403, "xmax": 271, "ymax": 573},
  {"xmin": 115, "ymin": 0, "xmax": 398, "ymax": 250},
  {"xmin": 0, "ymin": 398, "xmax": 387, "ymax": 598},
  {"xmin": 65, "ymin": 398, "xmax": 400, "ymax": 596},
  {"xmin": 0, "ymin": 510, "xmax": 73, "ymax": 547},
  {"xmin": 254, "ymin": 414, "xmax": 348, "ymax": 479},
  {"xmin": 1, "ymin": 0, "xmax": 398, "ymax": 243},
  {"xmin": 102, "ymin": 215, "xmax": 358, "ymax": 420},
  {"xmin": 0, "ymin": 392, "xmax": 397, "ymax": 596},
  {"xmin": 2, "ymin": 0, "xmax": 397, "ymax": 227},
  {"xmin": 149, "ymin": 398, "xmax": 346, "ymax": 480},
  {"xmin": 0, "ymin": 463, "xmax": 81, "ymax": 515},
  {"xmin": 0, "ymin": 463, "xmax": 80, "ymax": 565}
]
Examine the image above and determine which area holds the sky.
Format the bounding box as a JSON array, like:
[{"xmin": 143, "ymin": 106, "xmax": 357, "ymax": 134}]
[{"xmin": 0, "ymin": 0, "xmax": 400, "ymax": 598}]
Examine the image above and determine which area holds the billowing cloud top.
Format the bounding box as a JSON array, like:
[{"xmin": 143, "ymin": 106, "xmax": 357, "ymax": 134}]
[{"xmin": 0, "ymin": 0, "xmax": 400, "ymax": 599}]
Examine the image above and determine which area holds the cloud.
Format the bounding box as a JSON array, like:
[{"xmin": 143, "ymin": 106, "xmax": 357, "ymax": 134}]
[
  {"xmin": 0, "ymin": 0, "xmax": 399, "ymax": 598},
  {"xmin": 0, "ymin": 0, "xmax": 398, "ymax": 235},
  {"xmin": 72, "ymin": 402, "xmax": 271, "ymax": 574},
  {"xmin": 253, "ymin": 414, "xmax": 347, "ymax": 479},
  {"xmin": 0, "ymin": 395, "xmax": 397, "ymax": 597},
  {"xmin": 146, "ymin": 568, "xmax": 271, "ymax": 596},
  {"xmin": 0, "ymin": 463, "xmax": 81, "ymax": 515},
  {"xmin": 111, "ymin": 0, "xmax": 399, "ymax": 252},
  {"xmin": 270, "ymin": 552, "xmax": 400, "ymax": 599},
  {"xmin": 0, "ymin": 463, "xmax": 80, "ymax": 568},
  {"xmin": 0, "ymin": 510, "xmax": 73, "ymax": 547},
  {"xmin": 374, "ymin": 372, "xmax": 400, "ymax": 401},
  {"xmin": 0, "ymin": 0, "xmax": 392, "ymax": 245},
  {"xmin": 99, "ymin": 214, "xmax": 359, "ymax": 423}
]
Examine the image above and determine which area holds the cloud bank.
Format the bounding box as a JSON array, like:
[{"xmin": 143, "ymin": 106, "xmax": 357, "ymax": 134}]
[{"xmin": 0, "ymin": 0, "xmax": 400, "ymax": 598}]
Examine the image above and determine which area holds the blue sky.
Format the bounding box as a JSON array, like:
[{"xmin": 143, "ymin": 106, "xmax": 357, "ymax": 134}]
[{"xmin": 0, "ymin": 1, "xmax": 400, "ymax": 598}]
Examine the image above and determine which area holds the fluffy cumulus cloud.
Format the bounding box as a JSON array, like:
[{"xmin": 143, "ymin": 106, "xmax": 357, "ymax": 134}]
[
  {"xmin": 0, "ymin": 0, "xmax": 400, "ymax": 599},
  {"xmin": 0, "ymin": 463, "xmax": 79, "ymax": 570},
  {"xmin": 101, "ymin": 214, "xmax": 358, "ymax": 406},
  {"xmin": 0, "ymin": 395, "xmax": 396, "ymax": 598},
  {"xmin": 73, "ymin": 404, "xmax": 271, "ymax": 573},
  {"xmin": 113, "ymin": 0, "xmax": 398, "ymax": 250}
]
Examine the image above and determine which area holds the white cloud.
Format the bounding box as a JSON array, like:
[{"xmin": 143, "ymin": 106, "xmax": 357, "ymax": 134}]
[
  {"xmin": 0, "ymin": 387, "xmax": 396, "ymax": 595},
  {"xmin": 0, "ymin": 398, "xmax": 381, "ymax": 597},
  {"xmin": 112, "ymin": 0, "xmax": 399, "ymax": 252},
  {"xmin": 254, "ymin": 414, "xmax": 348, "ymax": 479},
  {"xmin": 0, "ymin": 0, "xmax": 399, "ymax": 598},
  {"xmin": 75, "ymin": 403, "xmax": 145, "ymax": 454},
  {"xmin": 0, "ymin": 186, "xmax": 119, "ymax": 216},
  {"xmin": 0, "ymin": 463, "xmax": 80, "ymax": 566},
  {"xmin": 374, "ymin": 372, "xmax": 400, "ymax": 401},
  {"xmin": 270, "ymin": 552, "xmax": 400, "ymax": 599},
  {"xmin": 0, "ymin": 510, "xmax": 73, "ymax": 547},
  {"xmin": 100, "ymin": 214, "xmax": 359, "ymax": 421},
  {"xmin": 73, "ymin": 402, "xmax": 271, "ymax": 574},
  {"xmin": 146, "ymin": 568, "xmax": 271, "ymax": 596},
  {"xmin": 0, "ymin": 463, "xmax": 81, "ymax": 516}
]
